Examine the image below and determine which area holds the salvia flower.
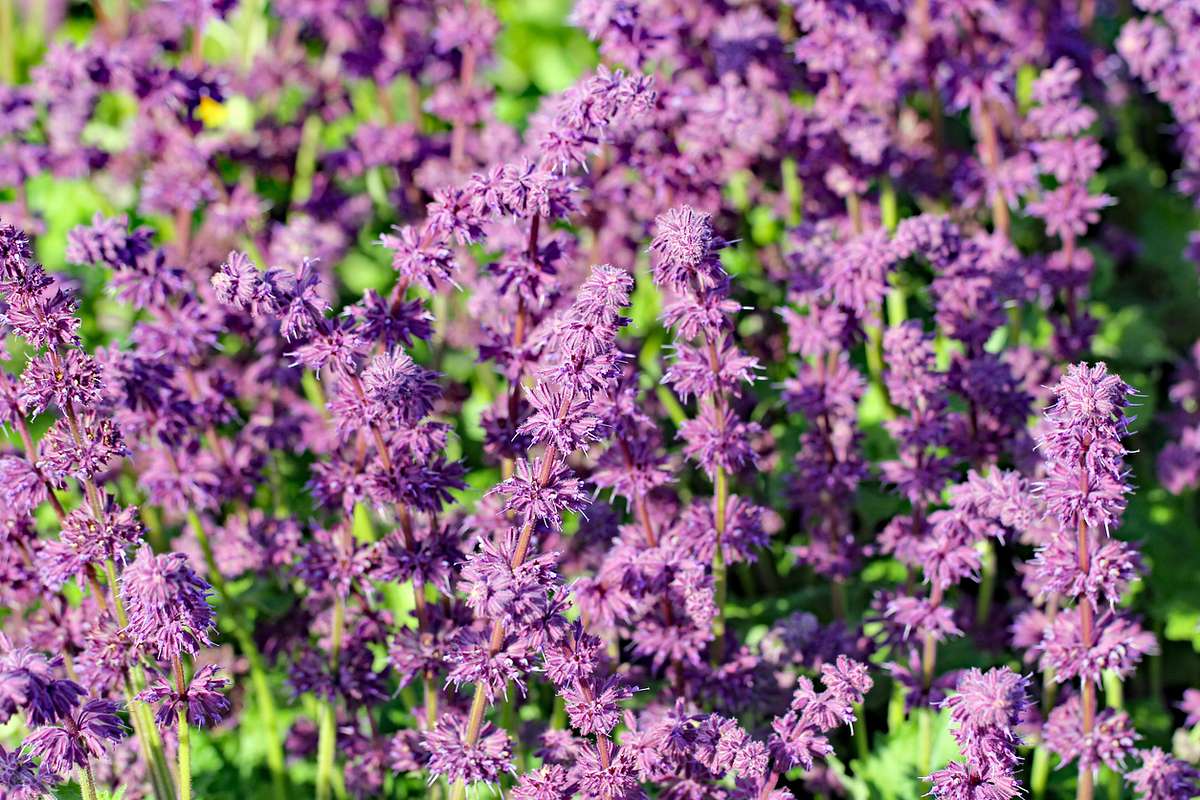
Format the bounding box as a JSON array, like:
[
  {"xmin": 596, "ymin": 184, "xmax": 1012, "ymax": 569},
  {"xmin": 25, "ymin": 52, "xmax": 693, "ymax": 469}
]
[
  {"xmin": 928, "ymin": 668, "xmax": 1030, "ymax": 800},
  {"xmin": 24, "ymin": 698, "xmax": 126, "ymax": 773},
  {"xmin": 137, "ymin": 663, "xmax": 231, "ymax": 729},
  {"xmin": 120, "ymin": 546, "xmax": 215, "ymax": 661}
]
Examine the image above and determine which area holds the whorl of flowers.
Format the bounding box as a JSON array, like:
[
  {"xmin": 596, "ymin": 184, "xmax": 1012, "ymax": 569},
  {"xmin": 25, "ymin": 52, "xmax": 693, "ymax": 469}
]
[{"xmin": 929, "ymin": 668, "xmax": 1030, "ymax": 800}]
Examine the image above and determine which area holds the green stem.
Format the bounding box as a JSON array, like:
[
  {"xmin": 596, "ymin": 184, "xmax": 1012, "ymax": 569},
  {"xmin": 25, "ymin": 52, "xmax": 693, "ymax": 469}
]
[
  {"xmin": 852, "ymin": 702, "xmax": 869, "ymax": 762},
  {"xmin": 112, "ymin": 558, "xmax": 176, "ymax": 800},
  {"xmin": 0, "ymin": 0, "xmax": 14, "ymax": 84},
  {"xmin": 187, "ymin": 511, "xmax": 288, "ymax": 800},
  {"xmin": 1030, "ymin": 746, "xmax": 1053, "ymax": 800},
  {"xmin": 887, "ymin": 681, "xmax": 906, "ymax": 733},
  {"xmin": 976, "ymin": 540, "xmax": 996, "ymax": 627},
  {"xmin": 1103, "ymin": 672, "xmax": 1123, "ymax": 800},
  {"xmin": 918, "ymin": 707, "xmax": 934, "ymax": 785},
  {"xmin": 316, "ymin": 595, "xmax": 346, "ymax": 800},
  {"xmin": 174, "ymin": 658, "xmax": 192, "ymax": 800},
  {"xmin": 710, "ymin": 467, "xmax": 728, "ymax": 664},
  {"xmin": 865, "ymin": 320, "xmax": 887, "ymax": 401},
  {"xmin": 178, "ymin": 707, "xmax": 191, "ymax": 800},
  {"xmin": 80, "ymin": 763, "xmax": 100, "ymax": 800},
  {"xmin": 126, "ymin": 682, "xmax": 177, "ymax": 800},
  {"xmin": 782, "ymin": 158, "xmax": 803, "ymax": 226},
  {"xmin": 290, "ymin": 115, "xmax": 323, "ymax": 209},
  {"xmin": 105, "ymin": 559, "xmax": 128, "ymax": 626},
  {"xmin": 880, "ymin": 177, "xmax": 899, "ymax": 233}
]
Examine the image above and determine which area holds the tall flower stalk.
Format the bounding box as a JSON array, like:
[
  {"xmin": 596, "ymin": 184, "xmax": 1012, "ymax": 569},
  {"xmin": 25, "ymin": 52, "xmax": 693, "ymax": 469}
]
[
  {"xmin": 649, "ymin": 206, "xmax": 760, "ymax": 660},
  {"xmin": 440, "ymin": 265, "xmax": 634, "ymax": 800},
  {"xmin": 1033, "ymin": 364, "xmax": 1154, "ymax": 800}
]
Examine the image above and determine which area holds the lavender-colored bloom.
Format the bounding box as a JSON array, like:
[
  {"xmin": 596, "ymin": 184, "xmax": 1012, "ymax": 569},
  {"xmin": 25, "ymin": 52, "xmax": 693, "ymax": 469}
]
[
  {"xmin": 24, "ymin": 698, "xmax": 125, "ymax": 773},
  {"xmin": 1039, "ymin": 609, "xmax": 1157, "ymax": 684},
  {"xmin": 361, "ymin": 350, "xmax": 441, "ymax": 426},
  {"xmin": 0, "ymin": 744, "xmax": 59, "ymax": 799},
  {"xmin": 120, "ymin": 546, "xmax": 215, "ymax": 660},
  {"xmin": 37, "ymin": 415, "xmax": 127, "ymax": 483},
  {"xmin": 1126, "ymin": 747, "xmax": 1200, "ymax": 800},
  {"xmin": 649, "ymin": 206, "xmax": 727, "ymax": 291},
  {"xmin": 562, "ymin": 674, "xmax": 637, "ymax": 737},
  {"xmin": 512, "ymin": 764, "xmax": 573, "ymax": 800},
  {"xmin": 1038, "ymin": 364, "xmax": 1135, "ymax": 533},
  {"xmin": 424, "ymin": 714, "xmax": 511, "ymax": 784},
  {"xmin": 379, "ymin": 225, "xmax": 456, "ymax": 291},
  {"xmin": 0, "ymin": 457, "xmax": 47, "ymax": 518},
  {"xmin": 929, "ymin": 668, "xmax": 1030, "ymax": 800},
  {"xmin": 19, "ymin": 350, "xmax": 102, "ymax": 416},
  {"xmin": 443, "ymin": 629, "xmax": 530, "ymax": 704},
  {"xmin": 1044, "ymin": 696, "xmax": 1139, "ymax": 771},
  {"xmin": 518, "ymin": 383, "xmax": 605, "ymax": 454},
  {"xmin": 492, "ymin": 458, "xmax": 589, "ymax": 529},
  {"xmin": 137, "ymin": 663, "xmax": 231, "ymax": 728},
  {"xmin": 928, "ymin": 760, "xmax": 1021, "ymax": 800},
  {"xmin": 212, "ymin": 251, "xmax": 280, "ymax": 316},
  {"xmin": 0, "ymin": 640, "xmax": 84, "ymax": 726},
  {"xmin": 678, "ymin": 404, "xmax": 761, "ymax": 477}
]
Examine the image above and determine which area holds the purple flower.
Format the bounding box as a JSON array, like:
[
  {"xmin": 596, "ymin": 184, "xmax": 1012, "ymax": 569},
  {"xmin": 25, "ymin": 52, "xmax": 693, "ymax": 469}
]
[
  {"xmin": 1038, "ymin": 363, "xmax": 1135, "ymax": 534},
  {"xmin": 19, "ymin": 350, "xmax": 102, "ymax": 416},
  {"xmin": 518, "ymin": 383, "xmax": 605, "ymax": 454},
  {"xmin": 0, "ymin": 640, "xmax": 84, "ymax": 726},
  {"xmin": 929, "ymin": 668, "xmax": 1029, "ymax": 800},
  {"xmin": 928, "ymin": 760, "xmax": 1021, "ymax": 800},
  {"xmin": 137, "ymin": 663, "xmax": 231, "ymax": 728},
  {"xmin": 678, "ymin": 404, "xmax": 761, "ymax": 477},
  {"xmin": 1039, "ymin": 609, "xmax": 1156, "ymax": 684},
  {"xmin": 562, "ymin": 675, "xmax": 637, "ymax": 737},
  {"xmin": 0, "ymin": 457, "xmax": 47, "ymax": 518},
  {"xmin": 37, "ymin": 414, "xmax": 127, "ymax": 483},
  {"xmin": 491, "ymin": 457, "xmax": 589, "ymax": 529},
  {"xmin": 1126, "ymin": 748, "xmax": 1200, "ymax": 800},
  {"xmin": 378, "ymin": 225, "xmax": 456, "ymax": 291},
  {"xmin": 1044, "ymin": 696, "xmax": 1139, "ymax": 771},
  {"xmin": 120, "ymin": 546, "xmax": 215, "ymax": 661},
  {"xmin": 424, "ymin": 714, "xmax": 511, "ymax": 784},
  {"xmin": 649, "ymin": 206, "xmax": 727, "ymax": 292},
  {"xmin": 3, "ymin": 286, "xmax": 81, "ymax": 350},
  {"xmin": 361, "ymin": 350, "xmax": 441, "ymax": 426},
  {"xmin": 212, "ymin": 251, "xmax": 280, "ymax": 316},
  {"xmin": 443, "ymin": 629, "xmax": 530, "ymax": 705},
  {"xmin": 24, "ymin": 698, "xmax": 125, "ymax": 773},
  {"xmin": 0, "ymin": 744, "xmax": 60, "ymax": 799},
  {"xmin": 512, "ymin": 765, "xmax": 573, "ymax": 800}
]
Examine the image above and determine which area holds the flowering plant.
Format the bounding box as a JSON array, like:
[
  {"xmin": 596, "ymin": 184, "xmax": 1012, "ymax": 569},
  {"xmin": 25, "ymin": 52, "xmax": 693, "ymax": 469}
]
[{"xmin": 2, "ymin": 1, "xmax": 1200, "ymax": 800}]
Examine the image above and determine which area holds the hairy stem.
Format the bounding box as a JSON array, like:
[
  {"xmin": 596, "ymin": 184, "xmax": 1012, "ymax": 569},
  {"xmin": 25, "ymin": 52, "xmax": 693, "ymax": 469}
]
[
  {"xmin": 710, "ymin": 466, "xmax": 728, "ymax": 663},
  {"xmin": 316, "ymin": 593, "xmax": 346, "ymax": 800},
  {"xmin": 80, "ymin": 763, "xmax": 100, "ymax": 800},
  {"xmin": 186, "ymin": 510, "xmax": 288, "ymax": 800},
  {"xmin": 1075, "ymin": 447, "xmax": 1096, "ymax": 800},
  {"xmin": 174, "ymin": 656, "xmax": 192, "ymax": 800}
]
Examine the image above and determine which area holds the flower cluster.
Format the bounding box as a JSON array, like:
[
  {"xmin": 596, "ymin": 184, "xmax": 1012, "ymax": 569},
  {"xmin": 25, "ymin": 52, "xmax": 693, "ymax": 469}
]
[
  {"xmin": 0, "ymin": 2, "xmax": 1198, "ymax": 800},
  {"xmin": 929, "ymin": 667, "xmax": 1030, "ymax": 800}
]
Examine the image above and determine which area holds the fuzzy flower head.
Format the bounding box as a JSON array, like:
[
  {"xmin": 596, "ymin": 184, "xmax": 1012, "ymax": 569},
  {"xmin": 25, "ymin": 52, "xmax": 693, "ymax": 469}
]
[
  {"xmin": 1037, "ymin": 363, "xmax": 1136, "ymax": 533},
  {"xmin": 24, "ymin": 698, "xmax": 126, "ymax": 773},
  {"xmin": 0, "ymin": 744, "xmax": 60, "ymax": 799},
  {"xmin": 136, "ymin": 663, "xmax": 231, "ymax": 729},
  {"xmin": 1126, "ymin": 747, "xmax": 1200, "ymax": 800},
  {"xmin": 361, "ymin": 350, "xmax": 441, "ymax": 426},
  {"xmin": 0, "ymin": 640, "xmax": 84, "ymax": 726},
  {"xmin": 649, "ymin": 206, "xmax": 727, "ymax": 291},
  {"xmin": 424, "ymin": 714, "xmax": 512, "ymax": 784},
  {"xmin": 120, "ymin": 546, "xmax": 215, "ymax": 661}
]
